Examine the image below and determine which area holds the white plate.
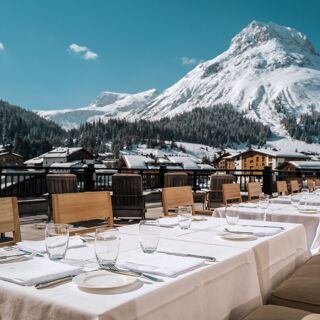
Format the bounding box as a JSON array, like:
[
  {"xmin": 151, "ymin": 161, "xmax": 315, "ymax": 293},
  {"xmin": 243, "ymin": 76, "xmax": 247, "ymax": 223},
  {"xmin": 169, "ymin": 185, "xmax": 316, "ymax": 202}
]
[
  {"xmin": 158, "ymin": 218, "xmax": 179, "ymax": 227},
  {"xmin": 73, "ymin": 270, "xmax": 137, "ymax": 289},
  {"xmin": 239, "ymin": 203, "xmax": 258, "ymax": 208},
  {"xmin": 219, "ymin": 233, "xmax": 257, "ymax": 241}
]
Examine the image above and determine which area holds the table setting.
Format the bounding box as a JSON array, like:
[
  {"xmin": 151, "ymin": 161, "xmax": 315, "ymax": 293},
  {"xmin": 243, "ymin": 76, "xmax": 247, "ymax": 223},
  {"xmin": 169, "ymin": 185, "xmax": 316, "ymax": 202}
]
[{"xmin": 0, "ymin": 211, "xmax": 309, "ymax": 320}]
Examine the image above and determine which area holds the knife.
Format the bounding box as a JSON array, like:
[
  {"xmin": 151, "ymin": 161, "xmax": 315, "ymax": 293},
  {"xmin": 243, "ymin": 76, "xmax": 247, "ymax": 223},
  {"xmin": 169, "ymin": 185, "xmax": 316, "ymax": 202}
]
[{"xmin": 157, "ymin": 251, "xmax": 216, "ymax": 262}]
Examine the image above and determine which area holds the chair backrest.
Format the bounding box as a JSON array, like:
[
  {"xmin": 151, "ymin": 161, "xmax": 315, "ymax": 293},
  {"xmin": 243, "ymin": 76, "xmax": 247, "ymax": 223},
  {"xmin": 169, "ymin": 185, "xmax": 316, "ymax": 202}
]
[
  {"xmin": 52, "ymin": 191, "xmax": 113, "ymax": 227},
  {"xmin": 112, "ymin": 174, "xmax": 142, "ymax": 196},
  {"xmin": 46, "ymin": 174, "xmax": 78, "ymax": 194},
  {"xmin": 222, "ymin": 183, "xmax": 242, "ymax": 205},
  {"xmin": 164, "ymin": 172, "xmax": 189, "ymax": 188},
  {"xmin": 247, "ymin": 182, "xmax": 262, "ymax": 201},
  {"xmin": 0, "ymin": 197, "xmax": 21, "ymax": 246},
  {"xmin": 276, "ymin": 181, "xmax": 288, "ymax": 195},
  {"xmin": 316, "ymin": 179, "xmax": 320, "ymax": 187},
  {"xmin": 290, "ymin": 180, "xmax": 300, "ymax": 193},
  {"xmin": 208, "ymin": 174, "xmax": 235, "ymax": 203},
  {"xmin": 307, "ymin": 179, "xmax": 315, "ymax": 191},
  {"xmin": 162, "ymin": 186, "xmax": 195, "ymax": 216}
]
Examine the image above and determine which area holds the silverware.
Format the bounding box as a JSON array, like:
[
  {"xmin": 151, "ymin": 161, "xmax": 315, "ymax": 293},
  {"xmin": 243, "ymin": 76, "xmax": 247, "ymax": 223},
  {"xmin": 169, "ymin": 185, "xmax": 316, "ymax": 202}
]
[
  {"xmin": 0, "ymin": 253, "xmax": 27, "ymax": 260},
  {"xmin": 240, "ymin": 224, "xmax": 285, "ymax": 230},
  {"xmin": 35, "ymin": 275, "xmax": 75, "ymax": 289},
  {"xmin": 103, "ymin": 264, "xmax": 163, "ymax": 282},
  {"xmin": 157, "ymin": 251, "xmax": 216, "ymax": 262},
  {"xmin": 225, "ymin": 228, "xmax": 254, "ymax": 235}
]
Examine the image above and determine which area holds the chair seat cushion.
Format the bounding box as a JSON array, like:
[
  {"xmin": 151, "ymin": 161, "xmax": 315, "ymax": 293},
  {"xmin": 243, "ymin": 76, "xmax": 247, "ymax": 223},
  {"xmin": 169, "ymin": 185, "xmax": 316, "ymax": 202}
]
[
  {"xmin": 241, "ymin": 305, "xmax": 311, "ymax": 320},
  {"xmin": 268, "ymin": 255, "xmax": 320, "ymax": 313}
]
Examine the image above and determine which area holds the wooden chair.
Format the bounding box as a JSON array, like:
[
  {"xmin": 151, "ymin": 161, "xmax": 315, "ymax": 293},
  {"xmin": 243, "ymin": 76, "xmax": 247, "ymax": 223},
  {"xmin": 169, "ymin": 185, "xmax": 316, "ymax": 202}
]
[
  {"xmin": 315, "ymin": 179, "xmax": 320, "ymax": 187},
  {"xmin": 164, "ymin": 172, "xmax": 189, "ymax": 187},
  {"xmin": 276, "ymin": 181, "xmax": 288, "ymax": 195},
  {"xmin": 206, "ymin": 174, "xmax": 235, "ymax": 208},
  {"xmin": 46, "ymin": 174, "xmax": 78, "ymax": 221},
  {"xmin": 0, "ymin": 197, "xmax": 21, "ymax": 247},
  {"xmin": 247, "ymin": 182, "xmax": 262, "ymax": 201},
  {"xmin": 289, "ymin": 180, "xmax": 300, "ymax": 193},
  {"xmin": 162, "ymin": 186, "xmax": 212, "ymax": 216},
  {"xmin": 307, "ymin": 179, "xmax": 315, "ymax": 192},
  {"xmin": 222, "ymin": 183, "xmax": 242, "ymax": 205},
  {"xmin": 52, "ymin": 191, "xmax": 113, "ymax": 235},
  {"xmin": 111, "ymin": 174, "xmax": 146, "ymax": 220}
]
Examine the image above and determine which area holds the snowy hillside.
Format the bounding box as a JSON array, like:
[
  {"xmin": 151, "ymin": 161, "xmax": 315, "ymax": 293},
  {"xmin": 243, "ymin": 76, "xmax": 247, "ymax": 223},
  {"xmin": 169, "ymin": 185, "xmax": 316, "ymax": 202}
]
[
  {"xmin": 130, "ymin": 21, "xmax": 320, "ymax": 136},
  {"xmin": 38, "ymin": 89, "xmax": 158, "ymax": 130},
  {"xmin": 38, "ymin": 21, "xmax": 320, "ymax": 142}
]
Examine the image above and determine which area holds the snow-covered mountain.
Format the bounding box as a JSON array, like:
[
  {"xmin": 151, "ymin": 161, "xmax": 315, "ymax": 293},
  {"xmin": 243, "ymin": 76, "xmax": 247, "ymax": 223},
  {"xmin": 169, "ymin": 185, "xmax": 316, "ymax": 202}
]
[
  {"xmin": 38, "ymin": 89, "xmax": 158, "ymax": 130},
  {"xmin": 39, "ymin": 21, "xmax": 320, "ymax": 136},
  {"xmin": 130, "ymin": 21, "xmax": 320, "ymax": 136}
]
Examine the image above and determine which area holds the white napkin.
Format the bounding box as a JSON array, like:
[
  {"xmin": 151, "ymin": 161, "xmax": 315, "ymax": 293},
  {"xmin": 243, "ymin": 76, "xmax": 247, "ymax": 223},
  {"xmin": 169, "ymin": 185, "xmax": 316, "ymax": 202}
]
[
  {"xmin": 0, "ymin": 258, "xmax": 82, "ymax": 286},
  {"xmin": 226, "ymin": 225, "xmax": 282, "ymax": 237},
  {"xmin": 17, "ymin": 236, "xmax": 86, "ymax": 254},
  {"xmin": 239, "ymin": 203, "xmax": 258, "ymax": 208},
  {"xmin": 118, "ymin": 252, "xmax": 204, "ymax": 277},
  {"xmin": 158, "ymin": 217, "xmax": 179, "ymax": 227}
]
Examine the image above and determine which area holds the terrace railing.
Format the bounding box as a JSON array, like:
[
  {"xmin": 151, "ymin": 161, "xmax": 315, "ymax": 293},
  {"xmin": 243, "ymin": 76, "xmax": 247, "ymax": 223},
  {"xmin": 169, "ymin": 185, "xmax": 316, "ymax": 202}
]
[{"xmin": 1, "ymin": 165, "xmax": 320, "ymax": 199}]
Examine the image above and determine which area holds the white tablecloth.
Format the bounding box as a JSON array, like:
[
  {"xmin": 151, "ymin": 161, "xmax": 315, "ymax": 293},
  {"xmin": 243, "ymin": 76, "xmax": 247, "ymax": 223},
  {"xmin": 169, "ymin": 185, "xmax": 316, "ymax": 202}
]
[
  {"xmin": 271, "ymin": 194, "xmax": 320, "ymax": 206},
  {"xmin": 0, "ymin": 218, "xmax": 308, "ymax": 320},
  {"xmin": 214, "ymin": 203, "xmax": 320, "ymax": 253}
]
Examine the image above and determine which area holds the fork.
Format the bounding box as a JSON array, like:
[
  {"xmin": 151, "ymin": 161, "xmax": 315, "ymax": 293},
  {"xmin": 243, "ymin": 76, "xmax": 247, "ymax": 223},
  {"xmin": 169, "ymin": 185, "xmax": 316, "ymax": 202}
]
[{"xmin": 103, "ymin": 264, "xmax": 163, "ymax": 282}]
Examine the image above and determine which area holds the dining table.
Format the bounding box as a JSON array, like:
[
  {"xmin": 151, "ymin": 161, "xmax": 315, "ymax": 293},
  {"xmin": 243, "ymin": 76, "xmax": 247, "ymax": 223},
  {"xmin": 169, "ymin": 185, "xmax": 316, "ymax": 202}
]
[
  {"xmin": 0, "ymin": 217, "xmax": 308, "ymax": 320},
  {"xmin": 214, "ymin": 201, "xmax": 320, "ymax": 254}
]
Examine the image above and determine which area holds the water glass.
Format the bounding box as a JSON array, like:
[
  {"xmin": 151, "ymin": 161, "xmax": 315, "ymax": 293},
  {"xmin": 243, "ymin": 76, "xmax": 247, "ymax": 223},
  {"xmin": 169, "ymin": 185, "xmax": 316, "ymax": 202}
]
[
  {"xmin": 95, "ymin": 228, "xmax": 120, "ymax": 267},
  {"xmin": 225, "ymin": 204, "xmax": 239, "ymax": 225},
  {"xmin": 178, "ymin": 205, "xmax": 193, "ymax": 215},
  {"xmin": 139, "ymin": 220, "xmax": 160, "ymax": 253},
  {"xmin": 258, "ymin": 194, "xmax": 270, "ymax": 221},
  {"xmin": 45, "ymin": 223, "xmax": 70, "ymax": 260},
  {"xmin": 178, "ymin": 213, "xmax": 192, "ymax": 229},
  {"xmin": 290, "ymin": 194, "xmax": 300, "ymax": 208}
]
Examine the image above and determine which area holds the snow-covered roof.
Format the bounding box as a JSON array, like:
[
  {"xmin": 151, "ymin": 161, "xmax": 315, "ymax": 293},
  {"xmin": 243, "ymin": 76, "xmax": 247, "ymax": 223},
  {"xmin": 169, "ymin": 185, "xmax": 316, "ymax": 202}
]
[
  {"xmin": 286, "ymin": 161, "xmax": 320, "ymax": 169},
  {"xmin": 242, "ymin": 149, "xmax": 310, "ymax": 159},
  {"xmin": 123, "ymin": 155, "xmax": 155, "ymax": 169},
  {"xmin": 24, "ymin": 157, "xmax": 43, "ymax": 165},
  {"xmin": 50, "ymin": 161, "xmax": 82, "ymax": 168},
  {"xmin": 167, "ymin": 156, "xmax": 199, "ymax": 170},
  {"xmin": 42, "ymin": 147, "xmax": 84, "ymax": 158}
]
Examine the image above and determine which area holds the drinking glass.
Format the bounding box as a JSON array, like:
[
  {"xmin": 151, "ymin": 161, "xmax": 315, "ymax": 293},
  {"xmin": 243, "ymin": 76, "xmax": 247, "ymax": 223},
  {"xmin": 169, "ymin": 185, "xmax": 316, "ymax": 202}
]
[
  {"xmin": 178, "ymin": 205, "xmax": 193, "ymax": 215},
  {"xmin": 225, "ymin": 204, "xmax": 239, "ymax": 225},
  {"xmin": 95, "ymin": 228, "xmax": 120, "ymax": 267},
  {"xmin": 178, "ymin": 213, "xmax": 192, "ymax": 229},
  {"xmin": 139, "ymin": 220, "xmax": 160, "ymax": 253},
  {"xmin": 258, "ymin": 194, "xmax": 270, "ymax": 221},
  {"xmin": 45, "ymin": 223, "xmax": 70, "ymax": 260},
  {"xmin": 290, "ymin": 194, "xmax": 300, "ymax": 208}
]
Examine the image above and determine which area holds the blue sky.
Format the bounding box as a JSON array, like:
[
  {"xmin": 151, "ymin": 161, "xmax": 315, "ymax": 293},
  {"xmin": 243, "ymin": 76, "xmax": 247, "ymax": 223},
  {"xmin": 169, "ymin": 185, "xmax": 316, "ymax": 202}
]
[{"xmin": 0, "ymin": 0, "xmax": 319, "ymax": 110}]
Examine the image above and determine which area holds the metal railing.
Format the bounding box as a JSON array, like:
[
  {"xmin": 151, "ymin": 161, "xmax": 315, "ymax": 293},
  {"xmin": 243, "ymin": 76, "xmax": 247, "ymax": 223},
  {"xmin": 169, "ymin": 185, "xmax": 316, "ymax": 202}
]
[{"xmin": 1, "ymin": 165, "xmax": 320, "ymax": 198}]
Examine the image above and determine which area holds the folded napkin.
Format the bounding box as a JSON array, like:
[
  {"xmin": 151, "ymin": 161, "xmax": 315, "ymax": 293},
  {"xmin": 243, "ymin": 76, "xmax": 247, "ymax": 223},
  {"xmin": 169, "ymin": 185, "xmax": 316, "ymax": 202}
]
[
  {"xmin": 118, "ymin": 252, "xmax": 204, "ymax": 277},
  {"xmin": 239, "ymin": 203, "xmax": 258, "ymax": 208},
  {"xmin": 158, "ymin": 217, "xmax": 179, "ymax": 227},
  {"xmin": 17, "ymin": 236, "xmax": 86, "ymax": 254},
  {"xmin": 0, "ymin": 258, "xmax": 82, "ymax": 286},
  {"xmin": 226, "ymin": 225, "xmax": 282, "ymax": 237}
]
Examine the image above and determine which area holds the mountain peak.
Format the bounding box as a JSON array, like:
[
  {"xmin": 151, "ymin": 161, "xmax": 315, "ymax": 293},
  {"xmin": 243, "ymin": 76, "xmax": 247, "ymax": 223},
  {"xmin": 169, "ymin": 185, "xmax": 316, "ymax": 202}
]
[{"xmin": 230, "ymin": 20, "xmax": 318, "ymax": 56}]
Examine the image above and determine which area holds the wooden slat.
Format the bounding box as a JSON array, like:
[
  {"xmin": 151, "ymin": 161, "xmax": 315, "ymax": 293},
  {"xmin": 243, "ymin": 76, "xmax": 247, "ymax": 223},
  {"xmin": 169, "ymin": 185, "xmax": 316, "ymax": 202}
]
[
  {"xmin": 222, "ymin": 183, "xmax": 242, "ymax": 205},
  {"xmin": 247, "ymin": 182, "xmax": 262, "ymax": 201},
  {"xmin": 276, "ymin": 181, "xmax": 288, "ymax": 195},
  {"xmin": 162, "ymin": 186, "xmax": 195, "ymax": 216},
  {"xmin": 290, "ymin": 180, "xmax": 300, "ymax": 193},
  {"xmin": 52, "ymin": 192, "xmax": 113, "ymax": 234},
  {"xmin": 0, "ymin": 197, "xmax": 21, "ymax": 246}
]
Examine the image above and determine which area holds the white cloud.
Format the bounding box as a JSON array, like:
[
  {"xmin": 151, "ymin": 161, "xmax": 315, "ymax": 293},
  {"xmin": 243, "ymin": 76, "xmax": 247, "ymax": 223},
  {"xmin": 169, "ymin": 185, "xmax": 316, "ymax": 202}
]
[
  {"xmin": 68, "ymin": 43, "xmax": 98, "ymax": 60},
  {"xmin": 181, "ymin": 56, "xmax": 202, "ymax": 65},
  {"xmin": 0, "ymin": 42, "xmax": 5, "ymax": 50},
  {"xmin": 69, "ymin": 43, "xmax": 88, "ymax": 53},
  {"xmin": 83, "ymin": 50, "xmax": 98, "ymax": 60}
]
